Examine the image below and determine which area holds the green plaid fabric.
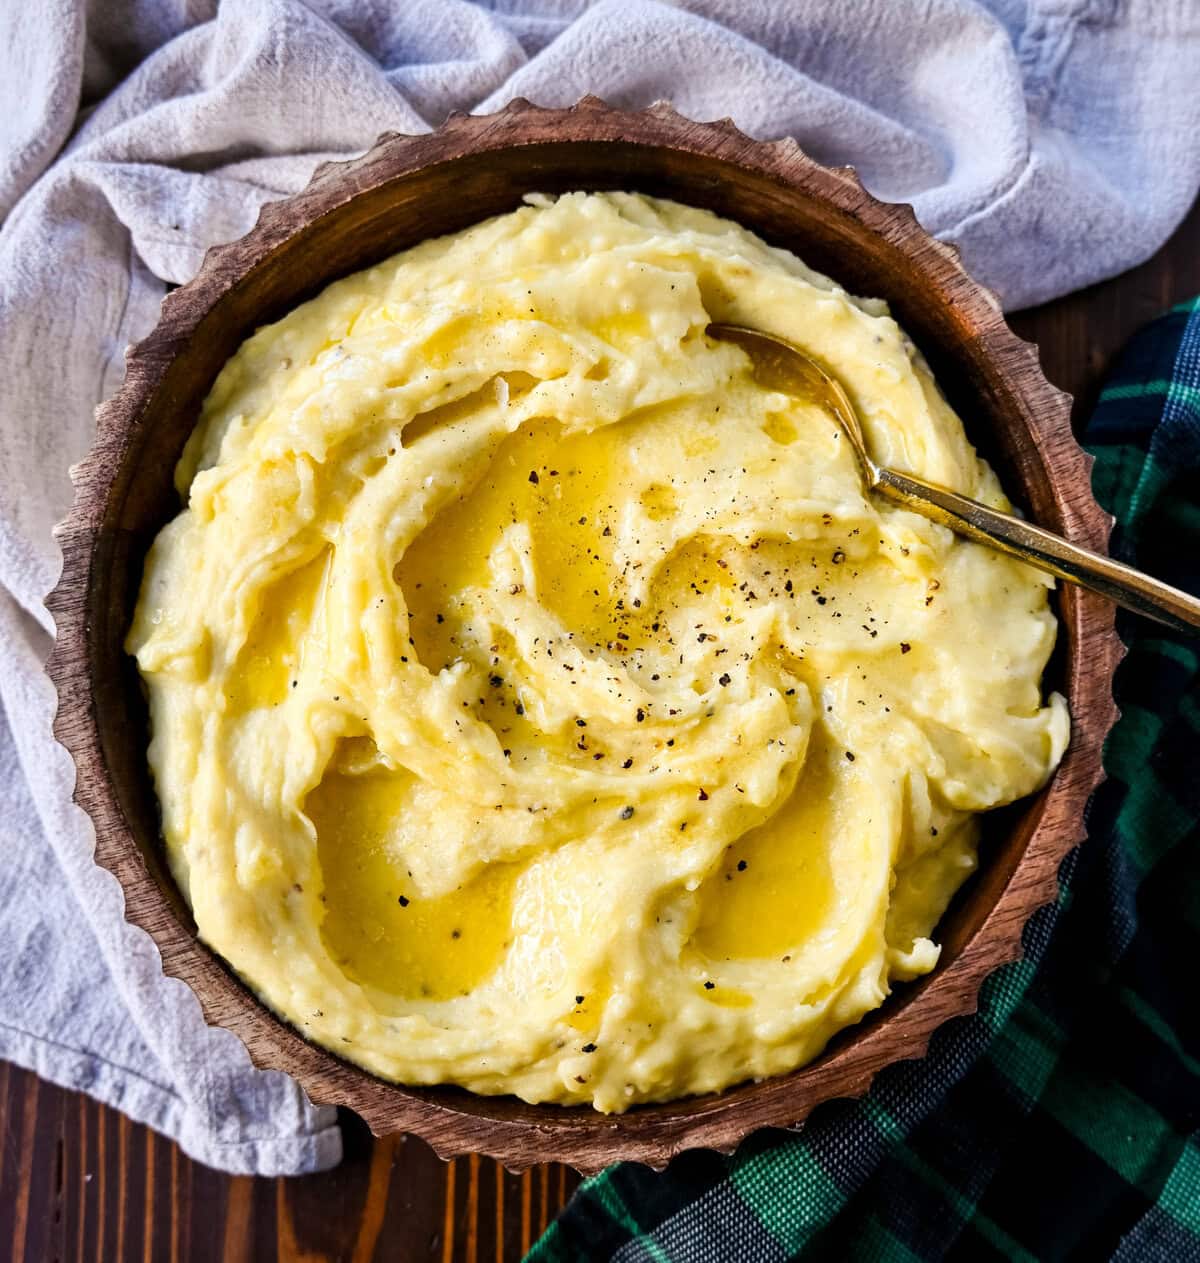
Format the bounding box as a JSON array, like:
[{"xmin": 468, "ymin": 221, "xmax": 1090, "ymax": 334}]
[{"xmin": 529, "ymin": 298, "xmax": 1200, "ymax": 1263}]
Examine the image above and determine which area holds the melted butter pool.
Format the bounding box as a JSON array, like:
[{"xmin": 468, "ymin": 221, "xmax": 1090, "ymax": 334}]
[{"xmin": 307, "ymin": 767, "xmax": 519, "ymax": 1001}]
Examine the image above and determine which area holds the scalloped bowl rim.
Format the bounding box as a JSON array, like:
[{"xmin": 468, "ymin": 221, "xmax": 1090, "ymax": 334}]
[{"xmin": 44, "ymin": 98, "xmax": 1122, "ymax": 1174}]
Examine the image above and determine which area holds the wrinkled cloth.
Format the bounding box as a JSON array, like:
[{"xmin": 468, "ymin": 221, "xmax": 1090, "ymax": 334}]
[
  {"xmin": 530, "ymin": 297, "xmax": 1200, "ymax": 1263},
  {"xmin": 0, "ymin": 0, "xmax": 1197, "ymax": 1176}
]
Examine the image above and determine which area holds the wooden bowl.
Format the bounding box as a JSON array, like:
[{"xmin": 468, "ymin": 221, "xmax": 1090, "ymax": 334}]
[{"xmin": 46, "ymin": 99, "xmax": 1121, "ymax": 1174}]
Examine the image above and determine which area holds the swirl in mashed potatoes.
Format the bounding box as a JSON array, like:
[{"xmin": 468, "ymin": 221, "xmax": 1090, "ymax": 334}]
[{"xmin": 128, "ymin": 192, "xmax": 1068, "ymax": 1110}]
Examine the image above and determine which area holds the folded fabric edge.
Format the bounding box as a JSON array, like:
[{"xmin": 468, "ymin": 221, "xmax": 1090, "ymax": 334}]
[{"xmin": 0, "ymin": 1021, "xmax": 343, "ymax": 1176}]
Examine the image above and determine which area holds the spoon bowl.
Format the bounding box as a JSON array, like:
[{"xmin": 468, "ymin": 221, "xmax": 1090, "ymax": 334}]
[{"xmin": 707, "ymin": 322, "xmax": 874, "ymax": 476}]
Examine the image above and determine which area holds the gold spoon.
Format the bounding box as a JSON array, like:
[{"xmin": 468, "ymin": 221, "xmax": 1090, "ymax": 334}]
[{"xmin": 708, "ymin": 323, "xmax": 1200, "ymax": 635}]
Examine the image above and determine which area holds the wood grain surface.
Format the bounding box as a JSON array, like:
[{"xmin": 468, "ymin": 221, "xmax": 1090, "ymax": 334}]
[
  {"xmin": 43, "ymin": 102, "xmax": 1122, "ymax": 1173},
  {"xmin": 5, "ymin": 159, "xmax": 1196, "ymax": 1260}
]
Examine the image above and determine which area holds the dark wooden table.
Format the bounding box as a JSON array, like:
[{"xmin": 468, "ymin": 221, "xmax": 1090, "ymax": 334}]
[{"xmin": 4, "ymin": 198, "xmax": 1198, "ymax": 1263}]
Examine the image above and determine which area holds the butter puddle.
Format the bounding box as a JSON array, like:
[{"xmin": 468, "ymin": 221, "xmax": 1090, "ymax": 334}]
[
  {"xmin": 225, "ymin": 547, "xmax": 331, "ymax": 711},
  {"xmin": 306, "ymin": 766, "xmax": 519, "ymax": 1001},
  {"xmin": 396, "ymin": 411, "xmax": 753, "ymax": 677},
  {"xmin": 690, "ymin": 739, "xmax": 838, "ymax": 965},
  {"xmin": 397, "ymin": 415, "xmax": 642, "ymax": 666}
]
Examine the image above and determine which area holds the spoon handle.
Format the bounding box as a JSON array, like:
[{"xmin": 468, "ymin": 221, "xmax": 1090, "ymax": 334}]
[{"xmin": 874, "ymin": 466, "xmax": 1200, "ymax": 635}]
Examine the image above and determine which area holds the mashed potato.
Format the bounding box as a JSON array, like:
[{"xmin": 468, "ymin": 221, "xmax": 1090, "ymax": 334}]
[{"xmin": 128, "ymin": 192, "xmax": 1068, "ymax": 1110}]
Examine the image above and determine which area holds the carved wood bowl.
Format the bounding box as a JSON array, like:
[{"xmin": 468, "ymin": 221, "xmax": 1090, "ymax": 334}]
[{"xmin": 46, "ymin": 99, "xmax": 1121, "ymax": 1174}]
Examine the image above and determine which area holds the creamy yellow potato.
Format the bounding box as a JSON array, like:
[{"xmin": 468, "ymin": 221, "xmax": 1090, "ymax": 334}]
[{"xmin": 129, "ymin": 192, "xmax": 1068, "ymax": 1110}]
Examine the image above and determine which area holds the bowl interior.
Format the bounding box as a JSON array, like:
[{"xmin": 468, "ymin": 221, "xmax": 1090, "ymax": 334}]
[{"xmin": 82, "ymin": 130, "xmax": 1084, "ymax": 1155}]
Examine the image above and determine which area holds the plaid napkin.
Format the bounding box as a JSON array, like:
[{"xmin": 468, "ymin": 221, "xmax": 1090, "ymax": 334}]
[{"xmin": 530, "ymin": 299, "xmax": 1200, "ymax": 1263}]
